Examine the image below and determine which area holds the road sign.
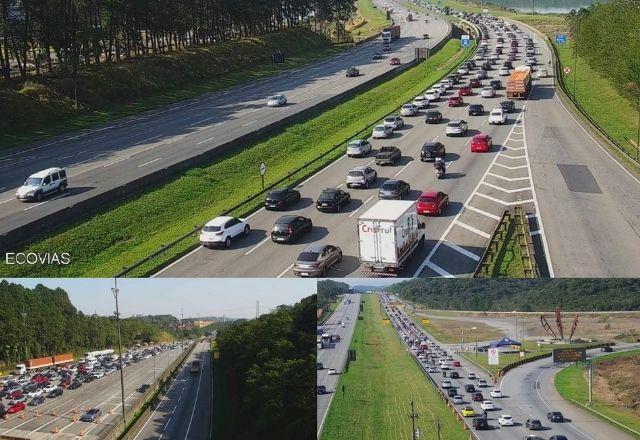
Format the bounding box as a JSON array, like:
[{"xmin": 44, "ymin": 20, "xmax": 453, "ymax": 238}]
[
  {"xmin": 488, "ymin": 348, "xmax": 500, "ymax": 365},
  {"xmin": 259, "ymin": 162, "xmax": 266, "ymax": 189},
  {"xmin": 422, "ymin": 319, "xmax": 430, "ymax": 324},
  {"xmin": 555, "ymin": 34, "xmax": 567, "ymax": 44},
  {"xmin": 563, "ymin": 66, "xmax": 571, "ymax": 75},
  {"xmin": 483, "ymin": 8, "xmax": 489, "ymax": 13},
  {"xmin": 461, "ymin": 34, "xmax": 470, "ymax": 48},
  {"xmin": 553, "ymin": 347, "xmax": 586, "ymax": 363}
]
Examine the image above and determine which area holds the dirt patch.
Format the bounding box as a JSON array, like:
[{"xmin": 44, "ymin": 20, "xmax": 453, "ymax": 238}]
[{"xmin": 588, "ymin": 354, "xmax": 640, "ymax": 414}]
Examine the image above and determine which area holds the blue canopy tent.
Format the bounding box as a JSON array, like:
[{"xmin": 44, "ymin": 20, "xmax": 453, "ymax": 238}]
[{"xmin": 489, "ymin": 337, "xmax": 521, "ymax": 347}]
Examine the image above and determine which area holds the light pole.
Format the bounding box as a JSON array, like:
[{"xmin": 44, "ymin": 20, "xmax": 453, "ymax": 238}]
[
  {"xmin": 111, "ymin": 279, "xmax": 127, "ymax": 425},
  {"xmin": 21, "ymin": 310, "xmax": 27, "ymax": 360},
  {"xmin": 471, "ymin": 327, "xmax": 477, "ymax": 357}
]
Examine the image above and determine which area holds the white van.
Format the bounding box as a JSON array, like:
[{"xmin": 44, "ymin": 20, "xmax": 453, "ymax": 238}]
[{"xmin": 16, "ymin": 167, "xmax": 67, "ymax": 202}]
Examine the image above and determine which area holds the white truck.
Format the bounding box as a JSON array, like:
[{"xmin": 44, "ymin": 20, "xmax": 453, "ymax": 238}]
[{"xmin": 357, "ymin": 200, "xmax": 425, "ymax": 275}]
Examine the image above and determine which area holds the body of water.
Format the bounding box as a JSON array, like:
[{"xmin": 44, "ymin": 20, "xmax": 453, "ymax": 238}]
[{"xmin": 480, "ymin": 0, "xmax": 606, "ymax": 13}]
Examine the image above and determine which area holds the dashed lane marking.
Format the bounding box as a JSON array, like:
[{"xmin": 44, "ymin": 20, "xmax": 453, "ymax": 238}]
[
  {"xmin": 474, "ymin": 192, "xmax": 535, "ymax": 206},
  {"xmin": 486, "ymin": 172, "xmax": 529, "ymax": 181},
  {"xmin": 455, "ymin": 220, "xmax": 491, "ymax": 239},
  {"xmin": 481, "ymin": 181, "xmax": 532, "ymax": 193}
]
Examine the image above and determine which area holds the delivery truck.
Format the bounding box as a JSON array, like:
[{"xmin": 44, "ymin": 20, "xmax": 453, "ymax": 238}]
[
  {"xmin": 382, "ymin": 25, "xmax": 401, "ymax": 44},
  {"xmin": 190, "ymin": 360, "xmax": 201, "ymax": 374},
  {"xmin": 15, "ymin": 352, "xmax": 74, "ymax": 375},
  {"xmin": 506, "ymin": 66, "xmax": 531, "ymax": 99},
  {"xmin": 357, "ymin": 200, "xmax": 426, "ymax": 275}
]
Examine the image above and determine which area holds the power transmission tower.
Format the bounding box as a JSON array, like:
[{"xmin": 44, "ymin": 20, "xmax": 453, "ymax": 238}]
[{"xmin": 408, "ymin": 401, "xmax": 419, "ymax": 440}]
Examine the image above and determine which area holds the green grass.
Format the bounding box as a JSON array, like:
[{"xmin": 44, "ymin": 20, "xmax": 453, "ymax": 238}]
[
  {"xmin": 321, "ymin": 295, "xmax": 467, "ymax": 440},
  {"xmin": 349, "ymin": 0, "xmax": 392, "ymax": 42},
  {"xmin": 415, "ymin": 316, "xmax": 504, "ymax": 344},
  {"xmin": 0, "ymin": 39, "xmax": 473, "ymax": 277},
  {"xmin": 492, "ymin": 221, "xmax": 526, "ymax": 278},
  {"xmin": 0, "ymin": 29, "xmax": 340, "ymax": 151},
  {"xmin": 555, "ymin": 349, "xmax": 640, "ymax": 435}
]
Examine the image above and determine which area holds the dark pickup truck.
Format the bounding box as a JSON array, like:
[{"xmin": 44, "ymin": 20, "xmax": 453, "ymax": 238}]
[{"xmin": 375, "ymin": 146, "xmax": 401, "ymax": 165}]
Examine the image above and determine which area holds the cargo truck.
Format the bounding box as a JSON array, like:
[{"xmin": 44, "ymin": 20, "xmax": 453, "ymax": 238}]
[
  {"xmin": 15, "ymin": 353, "xmax": 73, "ymax": 375},
  {"xmin": 382, "ymin": 25, "xmax": 401, "ymax": 44},
  {"xmin": 357, "ymin": 200, "xmax": 426, "ymax": 275},
  {"xmin": 506, "ymin": 66, "xmax": 531, "ymax": 99},
  {"xmin": 190, "ymin": 360, "xmax": 201, "ymax": 374}
]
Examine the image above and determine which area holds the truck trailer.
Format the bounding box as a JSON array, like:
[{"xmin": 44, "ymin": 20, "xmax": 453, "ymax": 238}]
[
  {"xmin": 357, "ymin": 200, "xmax": 426, "ymax": 275},
  {"xmin": 506, "ymin": 66, "xmax": 531, "ymax": 99},
  {"xmin": 382, "ymin": 25, "xmax": 401, "ymax": 44},
  {"xmin": 15, "ymin": 352, "xmax": 74, "ymax": 375}
]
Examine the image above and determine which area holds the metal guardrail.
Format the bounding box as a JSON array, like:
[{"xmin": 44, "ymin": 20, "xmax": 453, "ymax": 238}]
[{"xmin": 116, "ymin": 24, "xmax": 477, "ymax": 277}]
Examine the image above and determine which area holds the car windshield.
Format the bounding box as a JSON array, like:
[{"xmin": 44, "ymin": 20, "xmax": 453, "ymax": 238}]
[
  {"xmin": 491, "ymin": 111, "xmax": 501, "ymax": 115},
  {"xmin": 419, "ymin": 195, "xmax": 436, "ymax": 202},
  {"xmin": 403, "ymin": 105, "xmax": 413, "ymax": 108},
  {"xmin": 381, "ymin": 182, "xmax": 397, "ymax": 190},
  {"xmin": 447, "ymin": 122, "xmax": 460, "ymax": 127},
  {"xmin": 24, "ymin": 177, "xmax": 42, "ymax": 186},
  {"xmin": 348, "ymin": 141, "xmax": 362, "ymax": 148},
  {"xmin": 267, "ymin": 191, "xmax": 284, "ymax": 199},
  {"xmin": 348, "ymin": 171, "xmax": 363, "ymax": 177},
  {"xmin": 319, "ymin": 192, "xmax": 338, "ymax": 200},
  {"xmin": 267, "ymin": 95, "xmax": 279, "ymax": 101},
  {"xmin": 373, "ymin": 126, "xmax": 385, "ymax": 131},
  {"xmin": 297, "ymin": 252, "xmax": 319, "ymax": 262},
  {"xmin": 384, "ymin": 117, "xmax": 395, "ymax": 122},
  {"xmin": 202, "ymin": 225, "xmax": 221, "ymax": 232}
]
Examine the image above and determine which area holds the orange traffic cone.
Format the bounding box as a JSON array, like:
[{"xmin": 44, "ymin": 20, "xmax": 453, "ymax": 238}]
[
  {"xmin": 18, "ymin": 412, "xmax": 25, "ymax": 419},
  {"xmin": 79, "ymin": 429, "xmax": 85, "ymax": 437},
  {"xmin": 52, "ymin": 426, "xmax": 59, "ymax": 434}
]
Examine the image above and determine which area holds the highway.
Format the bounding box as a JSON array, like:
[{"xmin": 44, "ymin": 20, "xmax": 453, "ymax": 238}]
[
  {"xmin": 0, "ymin": 345, "xmax": 186, "ymax": 440},
  {"xmin": 134, "ymin": 340, "xmax": 212, "ymax": 440},
  {"xmin": 316, "ymin": 293, "xmax": 361, "ymax": 438},
  {"xmin": 0, "ymin": 2, "xmax": 448, "ymax": 247},
  {"xmin": 385, "ymin": 293, "xmax": 639, "ymax": 440}
]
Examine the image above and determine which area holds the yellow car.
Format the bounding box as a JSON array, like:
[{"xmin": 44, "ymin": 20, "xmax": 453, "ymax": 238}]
[{"xmin": 462, "ymin": 406, "xmax": 476, "ymax": 417}]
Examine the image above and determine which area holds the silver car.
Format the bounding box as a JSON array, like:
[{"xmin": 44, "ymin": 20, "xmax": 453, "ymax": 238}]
[
  {"xmin": 445, "ymin": 119, "xmax": 468, "ymax": 136},
  {"xmin": 401, "ymin": 104, "xmax": 419, "ymax": 116},
  {"xmin": 481, "ymin": 86, "xmax": 496, "ymax": 98},
  {"xmin": 383, "ymin": 115, "xmax": 405, "ymax": 130},
  {"xmin": 346, "ymin": 165, "xmax": 377, "ymax": 188},
  {"xmin": 372, "ymin": 124, "xmax": 393, "ymax": 139},
  {"xmin": 266, "ymin": 94, "xmax": 287, "ymax": 107},
  {"xmin": 412, "ymin": 96, "xmax": 429, "ymax": 108},
  {"xmin": 346, "ymin": 139, "xmax": 372, "ymax": 157}
]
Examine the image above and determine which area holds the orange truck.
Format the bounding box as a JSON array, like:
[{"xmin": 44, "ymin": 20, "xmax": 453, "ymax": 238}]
[
  {"xmin": 15, "ymin": 353, "xmax": 73, "ymax": 374},
  {"xmin": 506, "ymin": 67, "xmax": 531, "ymax": 99}
]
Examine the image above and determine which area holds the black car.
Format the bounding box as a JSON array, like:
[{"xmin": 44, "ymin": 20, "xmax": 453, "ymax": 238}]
[
  {"xmin": 0, "ymin": 403, "xmax": 5, "ymax": 418},
  {"xmin": 499, "ymin": 100, "xmax": 515, "ymax": 113},
  {"xmin": 468, "ymin": 104, "xmax": 484, "ymax": 116},
  {"xmin": 482, "ymin": 61, "xmax": 492, "ymax": 71},
  {"xmin": 601, "ymin": 345, "xmax": 613, "ymax": 352},
  {"xmin": 449, "ymin": 371, "xmax": 460, "ymax": 379},
  {"xmin": 473, "ymin": 415, "xmax": 490, "ymax": 430},
  {"xmin": 264, "ymin": 187, "xmax": 301, "ymax": 210},
  {"xmin": 503, "ymin": 60, "xmax": 513, "ymax": 68},
  {"xmin": 447, "ymin": 74, "xmax": 460, "ymax": 84},
  {"xmin": 81, "ymin": 408, "xmax": 102, "ymax": 422},
  {"xmin": 375, "ymin": 146, "xmax": 402, "ymax": 165},
  {"xmin": 378, "ymin": 179, "xmax": 410, "ymax": 200},
  {"xmin": 424, "ymin": 110, "xmax": 443, "ymax": 124},
  {"xmin": 317, "ymin": 385, "xmax": 327, "ymax": 395},
  {"xmin": 68, "ymin": 380, "xmax": 82, "ymax": 390},
  {"xmin": 47, "ymin": 387, "xmax": 63, "ymax": 398},
  {"xmin": 465, "ymin": 384, "xmax": 476, "ymax": 393},
  {"xmin": 82, "ymin": 375, "xmax": 95, "ymax": 383},
  {"xmin": 29, "ymin": 395, "xmax": 46, "ymax": 406},
  {"xmin": 526, "ymin": 418, "xmax": 543, "ymax": 430},
  {"xmin": 316, "ymin": 189, "xmax": 351, "ymax": 212},
  {"xmin": 447, "ymin": 388, "xmax": 458, "ymax": 397},
  {"xmin": 547, "ymin": 411, "xmax": 564, "ymax": 422},
  {"xmin": 137, "ymin": 384, "xmax": 151, "ymax": 393},
  {"xmin": 271, "ymin": 215, "xmax": 313, "ymax": 241},
  {"xmin": 346, "ymin": 67, "xmax": 359, "ymax": 77},
  {"xmin": 549, "ymin": 436, "xmax": 568, "ymax": 440},
  {"xmin": 490, "ymin": 80, "xmax": 502, "ymax": 90},
  {"xmin": 420, "ymin": 142, "xmax": 446, "ymax": 162},
  {"xmin": 372, "ymin": 52, "xmax": 383, "ymax": 60}
]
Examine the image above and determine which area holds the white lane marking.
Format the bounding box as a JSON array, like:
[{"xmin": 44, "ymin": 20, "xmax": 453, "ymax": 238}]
[
  {"xmin": 393, "ymin": 161, "xmax": 413, "ymax": 177},
  {"xmin": 137, "ymin": 157, "xmax": 163, "ymax": 168},
  {"xmin": 474, "ymin": 191, "xmax": 534, "ymax": 206},
  {"xmin": 426, "ymin": 260, "xmax": 454, "ymax": 278},
  {"xmin": 306, "ymin": 95, "xmax": 318, "ymax": 101},
  {"xmin": 244, "ymin": 236, "xmax": 270, "ymax": 256},
  {"xmin": 138, "ymin": 134, "xmax": 163, "ymax": 144},
  {"xmin": 465, "ymin": 204, "xmax": 501, "ymax": 221},
  {"xmin": 213, "ymin": 121, "xmax": 228, "ymax": 127},
  {"xmin": 442, "ymin": 241, "xmax": 481, "ymax": 261},
  {"xmin": 455, "ymin": 220, "xmax": 491, "ymax": 239},
  {"xmin": 530, "ymin": 230, "xmax": 541, "ymax": 236},
  {"xmin": 276, "ymin": 263, "xmax": 294, "ymax": 278},
  {"xmin": 66, "ymin": 158, "xmax": 97, "ymax": 168},
  {"xmin": 0, "ymin": 157, "xmax": 31, "ymax": 169},
  {"xmin": 59, "ymin": 150, "xmax": 89, "ymax": 160},
  {"xmin": 197, "ymin": 136, "xmax": 216, "ymax": 145},
  {"xmin": 348, "ymin": 195, "xmax": 375, "ymax": 218},
  {"xmin": 486, "ymin": 172, "xmax": 529, "ymax": 181},
  {"xmin": 337, "ymin": 183, "xmax": 344, "ymax": 188},
  {"xmin": 481, "ymin": 181, "xmax": 532, "ymax": 193},
  {"xmin": 23, "ymin": 193, "xmax": 67, "ymax": 211},
  {"xmin": 103, "ymin": 156, "xmax": 131, "ymax": 167},
  {"xmin": 242, "ymin": 120, "xmax": 258, "ymax": 127},
  {"xmin": 494, "ymin": 162, "xmax": 527, "ymax": 170},
  {"xmin": 499, "ymin": 154, "xmax": 526, "ymax": 159},
  {"xmin": 0, "ymin": 198, "xmax": 14, "ymax": 205}
]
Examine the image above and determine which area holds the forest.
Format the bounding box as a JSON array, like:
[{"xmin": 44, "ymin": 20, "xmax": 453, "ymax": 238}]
[
  {"xmin": 213, "ymin": 294, "xmax": 315, "ymax": 439},
  {"xmin": 388, "ymin": 279, "xmax": 640, "ymax": 311},
  {"xmin": 565, "ymin": 0, "xmax": 640, "ymax": 103},
  {"xmin": 0, "ymin": 280, "xmax": 178, "ymax": 366},
  {"xmin": 318, "ymin": 280, "xmax": 350, "ymax": 309}
]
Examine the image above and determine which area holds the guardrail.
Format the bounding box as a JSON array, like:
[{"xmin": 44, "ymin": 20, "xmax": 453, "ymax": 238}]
[
  {"xmin": 116, "ymin": 24, "xmax": 476, "ymax": 277},
  {"xmin": 569, "ymin": 398, "xmax": 640, "ymax": 438}
]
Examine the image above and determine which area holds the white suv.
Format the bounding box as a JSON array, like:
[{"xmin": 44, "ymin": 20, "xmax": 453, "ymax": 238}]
[
  {"xmin": 489, "ymin": 108, "xmax": 507, "ymax": 124},
  {"xmin": 346, "ymin": 166, "xmax": 377, "ymax": 189},
  {"xmin": 16, "ymin": 167, "xmax": 67, "ymax": 202},
  {"xmin": 200, "ymin": 216, "xmax": 250, "ymax": 248}
]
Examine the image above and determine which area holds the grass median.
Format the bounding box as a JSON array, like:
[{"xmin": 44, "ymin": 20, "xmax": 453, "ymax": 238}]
[
  {"xmin": 555, "ymin": 349, "xmax": 640, "ymax": 435},
  {"xmin": 348, "ymin": 0, "xmax": 392, "ymax": 42},
  {"xmin": 321, "ymin": 295, "xmax": 467, "ymax": 440},
  {"xmin": 0, "ymin": 38, "xmax": 472, "ymax": 277}
]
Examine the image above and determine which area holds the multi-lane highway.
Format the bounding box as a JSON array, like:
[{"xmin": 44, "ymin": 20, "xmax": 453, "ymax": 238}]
[
  {"xmin": 317, "ymin": 293, "xmax": 361, "ymax": 438},
  {"xmin": 134, "ymin": 340, "xmax": 212, "ymax": 440},
  {"xmin": 0, "ymin": 1, "xmax": 448, "ymax": 246},
  {"xmin": 384, "ymin": 293, "xmax": 639, "ymax": 440},
  {"xmin": 0, "ymin": 345, "xmax": 186, "ymax": 439}
]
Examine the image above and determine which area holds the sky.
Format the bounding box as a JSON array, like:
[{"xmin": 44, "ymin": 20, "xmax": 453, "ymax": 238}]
[
  {"xmin": 338, "ymin": 279, "xmax": 400, "ymax": 288},
  {"xmin": 2, "ymin": 278, "xmax": 315, "ymax": 319}
]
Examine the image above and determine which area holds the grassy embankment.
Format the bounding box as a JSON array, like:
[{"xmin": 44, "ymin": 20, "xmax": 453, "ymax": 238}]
[
  {"xmin": 555, "ymin": 349, "xmax": 640, "ymax": 435},
  {"xmin": 415, "ymin": 315, "xmax": 504, "ymax": 344},
  {"xmin": 0, "ymin": 28, "xmax": 340, "ymax": 151},
  {"xmin": 211, "ymin": 343, "xmax": 233, "ymax": 439},
  {"xmin": 0, "ymin": 39, "xmax": 473, "ymax": 277},
  {"xmin": 347, "ymin": 0, "xmax": 392, "ymax": 43},
  {"xmin": 321, "ymin": 295, "xmax": 467, "ymax": 440}
]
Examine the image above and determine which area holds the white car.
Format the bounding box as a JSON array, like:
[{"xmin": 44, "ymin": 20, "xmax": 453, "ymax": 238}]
[
  {"xmin": 200, "ymin": 216, "xmax": 250, "ymax": 248},
  {"xmin": 490, "ymin": 388, "xmax": 503, "ymax": 398},
  {"xmin": 526, "ymin": 57, "xmax": 536, "ymax": 66},
  {"xmin": 445, "ymin": 119, "xmax": 468, "ymax": 136},
  {"xmin": 401, "ymin": 104, "xmax": 419, "ymax": 116},
  {"xmin": 453, "ymin": 395, "xmax": 464, "ymax": 404},
  {"xmin": 92, "ymin": 371, "xmax": 105, "ymax": 379},
  {"xmin": 412, "ymin": 96, "xmax": 429, "ymax": 108},
  {"xmin": 481, "ymin": 86, "xmax": 496, "ymax": 98},
  {"xmin": 536, "ymin": 68, "xmax": 548, "ymax": 78},
  {"xmin": 490, "ymin": 54, "xmax": 499, "ymax": 60},
  {"xmin": 457, "ymin": 67, "xmax": 469, "ymax": 75},
  {"xmin": 499, "ymin": 67, "xmax": 510, "ymax": 76},
  {"xmin": 266, "ymin": 94, "xmax": 287, "ymax": 107},
  {"xmin": 372, "ymin": 124, "xmax": 393, "ymax": 139},
  {"xmin": 496, "ymin": 42, "xmax": 504, "ymax": 48},
  {"xmin": 498, "ymin": 414, "xmax": 514, "ymax": 426},
  {"xmin": 346, "ymin": 139, "xmax": 372, "ymax": 157},
  {"xmin": 427, "ymin": 367, "xmax": 438, "ymax": 373},
  {"xmin": 441, "ymin": 380, "xmax": 452, "ymax": 389},
  {"xmin": 27, "ymin": 389, "xmax": 43, "ymax": 398},
  {"xmin": 383, "ymin": 115, "xmax": 405, "ymax": 129},
  {"xmin": 439, "ymin": 79, "xmax": 453, "ymax": 90},
  {"xmin": 467, "ymin": 372, "xmax": 477, "ymax": 380},
  {"xmin": 424, "ymin": 89, "xmax": 440, "ymax": 101},
  {"xmin": 481, "ymin": 400, "xmax": 495, "ymax": 411},
  {"xmin": 477, "ymin": 379, "xmax": 489, "ymax": 387},
  {"xmin": 346, "ymin": 166, "xmax": 377, "ymax": 188},
  {"xmin": 42, "ymin": 384, "xmax": 57, "ymax": 393},
  {"xmin": 328, "ymin": 368, "xmax": 338, "ymax": 375},
  {"xmin": 16, "ymin": 167, "xmax": 68, "ymax": 202},
  {"xmin": 474, "ymin": 54, "xmax": 484, "ymax": 62},
  {"xmin": 489, "ymin": 108, "xmax": 507, "ymax": 124}
]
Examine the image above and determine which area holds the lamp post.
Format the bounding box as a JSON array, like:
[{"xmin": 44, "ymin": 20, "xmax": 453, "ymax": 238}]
[
  {"xmin": 471, "ymin": 327, "xmax": 478, "ymax": 357},
  {"xmin": 111, "ymin": 279, "xmax": 127, "ymax": 424},
  {"xmin": 21, "ymin": 310, "xmax": 27, "ymax": 360}
]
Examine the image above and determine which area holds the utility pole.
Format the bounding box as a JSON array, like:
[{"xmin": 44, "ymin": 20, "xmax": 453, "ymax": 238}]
[
  {"xmin": 111, "ymin": 279, "xmax": 127, "ymax": 425},
  {"xmin": 256, "ymin": 300, "xmax": 259, "ymax": 319},
  {"xmin": 588, "ymin": 359, "xmax": 593, "ymax": 405},
  {"xmin": 21, "ymin": 309, "xmax": 27, "ymax": 360},
  {"xmin": 408, "ymin": 401, "xmax": 419, "ymax": 440}
]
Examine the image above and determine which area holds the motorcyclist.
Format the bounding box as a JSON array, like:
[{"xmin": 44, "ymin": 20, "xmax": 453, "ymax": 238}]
[{"xmin": 434, "ymin": 157, "xmax": 446, "ymax": 174}]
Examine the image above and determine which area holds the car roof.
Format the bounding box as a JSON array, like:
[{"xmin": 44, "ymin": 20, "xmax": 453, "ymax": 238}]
[
  {"xmin": 302, "ymin": 243, "xmax": 327, "ymax": 253},
  {"xmin": 349, "ymin": 165, "xmax": 369, "ymax": 171},
  {"xmin": 420, "ymin": 191, "xmax": 438, "ymax": 197},
  {"xmin": 321, "ymin": 188, "xmax": 339, "ymax": 193},
  {"xmin": 29, "ymin": 167, "xmax": 64, "ymax": 178},
  {"xmin": 204, "ymin": 216, "xmax": 235, "ymax": 226}
]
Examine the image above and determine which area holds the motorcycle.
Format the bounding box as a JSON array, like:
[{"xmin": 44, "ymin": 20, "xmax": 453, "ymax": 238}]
[{"xmin": 435, "ymin": 166, "xmax": 445, "ymax": 179}]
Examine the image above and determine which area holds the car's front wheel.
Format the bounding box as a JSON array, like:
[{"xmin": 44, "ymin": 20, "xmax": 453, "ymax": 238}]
[
  {"xmin": 244, "ymin": 225, "xmax": 250, "ymax": 235},
  {"xmin": 225, "ymin": 236, "xmax": 232, "ymax": 248}
]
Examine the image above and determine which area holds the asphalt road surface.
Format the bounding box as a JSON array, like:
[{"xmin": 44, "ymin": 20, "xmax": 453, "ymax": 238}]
[
  {"xmin": 0, "ymin": 1, "xmax": 448, "ymax": 246},
  {"xmin": 133, "ymin": 340, "xmax": 212, "ymax": 440},
  {"xmin": 386, "ymin": 293, "xmax": 639, "ymax": 440},
  {"xmin": 317, "ymin": 293, "xmax": 361, "ymax": 438},
  {"xmin": 0, "ymin": 345, "xmax": 185, "ymax": 440}
]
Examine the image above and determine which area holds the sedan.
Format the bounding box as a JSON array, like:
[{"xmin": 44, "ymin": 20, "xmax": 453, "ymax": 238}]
[
  {"xmin": 390, "ymin": 57, "xmax": 401, "ymax": 65},
  {"xmin": 328, "ymin": 368, "xmax": 338, "ymax": 375},
  {"xmin": 417, "ymin": 191, "xmax": 449, "ymax": 215},
  {"xmin": 200, "ymin": 216, "xmax": 250, "ymax": 248},
  {"xmin": 480, "ymin": 400, "xmax": 495, "ymax": 411},
  {"xmin": 316, "ymin": 189, "xmax": 351, "ymax": 212},
  {"xmin": 498, "ymin": 414, "xmax": 515, "ymax": 426},
  {"xmin": 372, "ymin": 124, "xmax": 393, "ymax": 139},
  {"xmin": 345, "ymin": 67, "xmax": 359, "ymax": 77},
  {"xmin": 477, "ymin": 379, "xmax": 488, "ymax": 388},
  {"xmin": 27, "ymin": 389, "xmax": 43, "ymax": 398},
  {"xmin": 412, "ymin": 96, "xmax": 429, "ymax": 108},
  {"xmin": 424, "ymin": 90, "xmax": 439, "ymax": 101},
  {"xmin": 420, "ymin": 142, "xmax": 445, "ymax": 161},
  {"xmin": 445, "ymin": 119, "xmax": 468, "ymax": 137},
  {"xmin": 465, "ymin": 384, "xmax": 476, "ymax": 393},
  {"xmin": 401, "ymin": 104, "xmax": 419, "ymax": 116},
  {"xmin": 378, "ymin": 179, "xmax": 410, "ymax": 200},
  {"xmin": 490, "ymin": 388, "xmax": 503, "ymax": 398},
  {"xmin": 346, "ymin": 166, "xmax": 377, "ymax": 188},
  {"xmin": 467, "ymin": 372, "xmax": 477, "ymax": 380},
  {"xmin": 47, "ymin": 387, "xmax": 63, "ymax": 398},
  {"xmin": 81, "ymin": 408, "xmax": 102, "ymax": 422},
  {"xmin": 264, "ymin": 188, "xmax": 301, "ymax": 210},
  {"xmin": 7, "ymin": 402, "xmax": 26, "ymax": 414},
  {"xmin": 475, "ymin": 70, "xmax": 487, "ymax": 80},
  {"xmin": 346, "ymin": 139, "xmax": 373, "ymax": 157},
  {"xmin": 28, "ymin": 395, "xmax": 45, "ymax": 406},
  {"xmin": 266, "ymin": 94, "xmax": 287, "ymax": 107},
  {"xmin": 490, "ymin": 79, "xmax": 502, "ymax": 90},
  {"xmin": 468, "ymin": 103, "xmax": 484, "ymax": 116},
  {"xmin": 526, "ymin": 418, "xmax": 544, "ymax": 430},
  {"xmin": 472, "ymin": 392, "xmax": 484, "ymax": 402},
  {"xmin": 547, "ymin": 411, "xmax": 565, "ymax": 422},
  {"xmin": 424, "ymin": 110, "xmax": 443, "ymax": 124},
  {"xmin": 488, "ymin": 108, "xmax": 507, "ymax": 124},
  {"xmin": 453, "ymin": 395, "xmax": 464, "ymax": 404},
  {"xmin": 457, "ymin": 67, "xmax": 470, "ymax": 75},
  {"xmin": 271, "ymin": 215, "xmax": 313, "ymax": 241},
  {"xmin": 293, "ymin": 243, "xmax": 342, "ymax": 277},
  {"xmin": 469, "ymin": 78, "xmax": 481, "ymax": 88},
  {"xmin": 384, "ymin": 115, "xmax": 405, "ymax": 130},
  {"xmin": 458, "ymin": 86, "xmax": 472, "ymax": 96},
  {"xmin": 462, "ymin": 406, "xmax": 476, "ymax": 417},
  {"xmin": 480, "ymin": 86, "xmax": 495, "ymax": 98},
  {"xmin": 499, "ymin": 100, "xmax": 515, "ymax": 113},
  {"xmin": 372, "ymin": 52, "xmax": 383, "ymax": 60},
  {"xmin": 448, "ymin": 96, "xmax": 463, "ymax": 107},
  {"xmin": 499, "ymin": 67, "xmax": 510, "ymax": 76},
  {"xmin": 441, "ymin": 380, "xmax": 452, "ymax": 389}
]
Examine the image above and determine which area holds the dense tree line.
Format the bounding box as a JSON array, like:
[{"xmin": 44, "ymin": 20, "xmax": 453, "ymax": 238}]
[
  {"xmin": 317, "ymin": 280, "xmax": 350, "ymax": 308},
  {"xmin": 214, "ymin": 295, "xmax": 315, "ymax": 439},
  {"xmin": 0, "ymin": 0, "xmax": 354, "ymax": 81},
  {"xmin": 387, "ymin": 279, "xmax": 640, "ymax": 312},
  {"xmin": 0, "ymin": 281, "xmax": 176, "ymax": 366},
  {"xmin": 565, "ymin": 0, "xmax": 640, "ymax": 103}
]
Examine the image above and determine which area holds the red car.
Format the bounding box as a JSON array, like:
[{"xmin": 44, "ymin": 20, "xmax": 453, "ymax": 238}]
[
  {"xmin": 8, "ymin": 390, "xmax": 23, "ymax": 400},
  {"xmin": 471, "ymin": 133, "xmax": 493, "ymax": 152},
  {"xmin": 453, "ymin": 361, "xmax": 461, "ymax": 367},
  {"xmin": 469, "ymin": 79, "xmax": 481, "ymax": 88},
  {"xmin": 390, "ymin": 57, "xmax": 401, "ymax": 65},
  {"xmin": 417, "ymin": 191, "xmax": 449, "ymax": 216},
  {"xmin": 60, "ymin": 378, "xmax": 71, "ymax": 388},
  {"xmin": 472, "ymin": 392, "xmax": 484, "ymax": 402},
  {"xmin": 458, "ymin": 86, "xmax": 472, "ymax": 96},
  {"xmin": 7, "ymin": 401, "xmax": 26, "ymax": 414},
  {"xmin": 448, "ymin": 96, "xmax": 463, "ymax": 107}
]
